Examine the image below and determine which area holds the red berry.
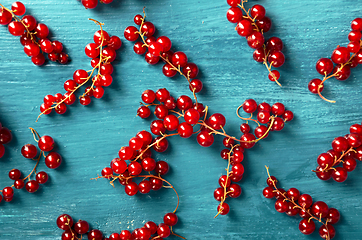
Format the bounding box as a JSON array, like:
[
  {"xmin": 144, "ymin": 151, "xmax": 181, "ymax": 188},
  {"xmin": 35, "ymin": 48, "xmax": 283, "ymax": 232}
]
[
  {"xmin": 21, "ymin": 144, "xmax": 38, "ymax": 159},
  {"xmin": 57, "ymin": 214, "xmax": 73, "ymax": 230},
  {"xmin": 171, "ymin": 51, "xmax": 188, "ymax": 67},
  {"xmin": 124, "ymin": 26, "xmax": 139, "ymax": 41},
  {"xmin": 36, "ymin": 23, "xmax": 49, "ymax": 39},
  {"xmin": 36, "ymin": 171, "xmax": 48, "ymax": 184},
  {"xmin": 250, "ymin": 4, "xmax": 265, "ymax": 20},
  {"xmin": 22, "ymin": 15, "xmax": 37, "ymax": 31},
  {"xmin": 331, "ymin": 47, "xmax": 350, "ymax": 64},
  {"xmin": 226, "ymin": 7, "xmax": 243, "ymax": 23},
  {"xmin": 299, "ymin": 219, "xmax": 315, "ymax": 235},
  {"xmin": 236, "ymin": 19, "xmax": 253, "ymax": 37},
  {"xmin": 25, "ymin": 180, "xmax": 39, "ymax": 193},
  {"xmin": 45, "ymin": 152, "xmax": 62, "ymax": 169},
  {"xmin": 308, "ymin": 79, "xmax": 323, "ymax": 94},
  {"xmin": 8, "ymin": 21, "xmax": 25, "ymax": 36}
]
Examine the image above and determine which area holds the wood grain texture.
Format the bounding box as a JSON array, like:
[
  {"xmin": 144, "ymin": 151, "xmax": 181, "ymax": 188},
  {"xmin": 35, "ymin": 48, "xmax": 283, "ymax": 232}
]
[{"xmin": 0, "ymin": 0, "xmax": 362, "ymax": 239}]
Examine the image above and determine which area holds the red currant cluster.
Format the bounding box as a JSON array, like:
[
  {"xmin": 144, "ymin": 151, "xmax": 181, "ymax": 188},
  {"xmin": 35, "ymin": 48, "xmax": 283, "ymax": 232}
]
[
  {"xmin": 226, "ymin": 0, "xmax": 285, "ymax": 86},
  {"xmin": 80, "ymin": 0, "xmax": 113, "ymax": 9},
  {"xmin": 308, "ymin": 18, "xmax": 362, "ymax": 103},
  {"xmin": 37, "ymin": 19, "xmax": 121, "ymax": 121},
  {"xmin": 263, "ymin": 167, "xmax": 340, "ymax": 240},
  {"xmin": 237, "ymin": 99, "xmax": 294, "ymax": 142},
  {"xmin": 0, "ymin": 122, "xmax": 12, "ymax": 158},
  {"xmin": 0, "ymin": 1, "xmax": 68, "ymax": 65},
  {"xmin": 57, "ymin": 212, "xmax": 183, "ymax": 240},
  {"xmin": 0, "ymin": 128, "xmax": 61, "ymax": 203},
  {"xmin": 213, "ymin": 99, "xmax": 293, "ymax": 217},
  {"xmin": 124, "ymin": 10, "xmax": 203, "ymax": 97},
  {"xmin": 314, "ymin": 122, "xmax": 362, "ymax": 183}
]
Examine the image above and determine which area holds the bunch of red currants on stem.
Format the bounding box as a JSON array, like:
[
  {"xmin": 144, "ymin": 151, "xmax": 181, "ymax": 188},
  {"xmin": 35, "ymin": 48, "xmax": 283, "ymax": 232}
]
[
  {"xmin": 57, "ymin": 212, "xmax": 183, "ymax": 240},
  {"xmin": 213, "ymin": 99, "xmax": 293, "ymax": 216},
  {"xmin": 37, "ymin": 19, "xmax": 121, "ymax": 121},
  {"xmin": 263, "ymin": 167, "xmax": 340, "ymax": 240},
  {"xmin": 0, "ymin": 122, "xmax": 12, "ymax": 158},
  {"xmin": 226, "ymin": 0, "xmax": 285, "ymax": 86},
  {"xmin": 124, "ymin": 10, "xmax": 203, "ymax": 96},
  {"xmin": 0, "ymin": 1, "xmax": 68, "ymax": 65},
  {"xmin": 308, "ymin": 17, "xmax": 362, "ymax": 103},
  {"xmin": 80, "ymin": 0, "xmax": 114, "ymax": 9},
  {"xmin": 0, "ymin": 128, "xmax": 61, "ymax": 203},
  {"xmin": 314, "ymin": 122, "xmax": 362, "ymax": 183}
]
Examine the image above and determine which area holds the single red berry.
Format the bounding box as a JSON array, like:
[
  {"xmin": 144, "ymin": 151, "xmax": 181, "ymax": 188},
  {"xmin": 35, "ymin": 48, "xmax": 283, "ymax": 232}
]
[
  {"xmin": 108, "ymin": 36, "xmax": 122, "ymax": 50},
  {"xmin": 332, "ymin": 167, "xmax": 348, "ymax": 182},
  {"xmin": 351, "ymin": 18, "xmax": 362, "ymax": 31},
  {"xmin": 226, "ymin": 7, "xmax": 243, "ymax": 23},
  {"xmin": 236, "ymin": 19, "xmax": 253, "ymax": 37},
  {"xmin": 57, "ymin": 214, "xmax": 74, "ymax": 230},
  {"xmin": 227, "ymin": 183, "xmax": 242, "ymax": 198},
  {"xmin": 38, "ymin": 135, "xmax": 54, "ymax": 152},
  {"xmin": 45, "ymin": 152, "xmax": 62, "ymax": 169},
  {"xmin": 125, "ymin": 182, "xmax": 138, "ymax": 196},
  {"xmin": 171, "ymin": 51, "xmax": 188, "ymax": 67},
  {"xmin": 308, "ymin": 79, "xmax": 323, "ymax": 94},
  {"xmin": 197, "ymin": 130, "xmax": 214, "ymax": 147},
  {"xmin": 298, "ymin": 194, "xmax": 313, "ymax": 208},
  {"xmin": 217, "ymin": 202, "xmax": 230, "ymax": 215},
  {"xmin": 299, "ymin": 219, "xmax": 316, "ymax": 235},
  {"xmin": 331, "ymin": 47, "xmax": 350, "ymax": 64},
  {"xmin": 137, "ymin": 106, "xmax": 151, "ymax": 119},
  {"xmin": 25, "ymin": 180, "xmax": 39, "ymax": 193},
  {"xmin": 0, "ymin": 8, "xmax": 13, "ymax": 25},
  {"xmin": 247, "ymin": 31, "xmax": 264, "ymax": 49},
  {"xmin": 8, "ymin": 21, "xmax": 25, "ymax": 36},
  {"xmin": 21, "ymin": 144, "xmax": 38, "ymax": 159},
  {"xmin": 250, "ymin": 4, "xmax": 265, "ymax": 20},
  {"xmin": 164, "ymin": 213, "xmax": 178, "ymax": 226},
  {"xmin": 141, "ymin": 22, "xmax": 155, "ymax": 37},
  {"xmin": 87, "ymin": 229, "xmax": 103, "ymax": 240},
  {"xmin": 8, "ymin": 169, "xmax": 21, "ymax": 180},
  {"xmin": 266, "ymin": 37, "xmax": 283, "ymax": 52},
  {"xmin": 22, "ymin": 15, "xmax": 37, "ymax": 31},
  {"xmin": 36, "ymin": 171, "xmax": 48, "ymax": 184},
  {"xmin": 124, "ymin": 26, "xmax": 139, "ymax": 41}
]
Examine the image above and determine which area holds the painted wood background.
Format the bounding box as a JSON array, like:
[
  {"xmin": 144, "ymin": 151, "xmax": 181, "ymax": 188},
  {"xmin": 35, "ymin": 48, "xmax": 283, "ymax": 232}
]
[{"xmin": 0, "ymin": 0, "xmax": 361, "ymax": 239}]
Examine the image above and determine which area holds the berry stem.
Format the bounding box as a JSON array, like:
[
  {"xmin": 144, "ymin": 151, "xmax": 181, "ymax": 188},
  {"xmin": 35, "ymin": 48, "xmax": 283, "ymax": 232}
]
[
  {"xmin": 214, "ymin": 145, "xmax": 235, "ymax": 218},
  {"xmin": 92, "ymin": 174, "xmax": 180, "ymax": 213},
  {"xmin": 263, "ymin": 57, "xmax": 282, "ymax": 87},
  {"xmin": 236, "ymin": 105, "xmax": 260, "ymax": 125}
]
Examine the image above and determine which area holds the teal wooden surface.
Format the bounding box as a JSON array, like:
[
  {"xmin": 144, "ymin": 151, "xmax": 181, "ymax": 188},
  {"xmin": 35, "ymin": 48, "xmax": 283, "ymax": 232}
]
[{"xmin": 0, "ymin": 0, "xmax": 362, "ymax": 239}]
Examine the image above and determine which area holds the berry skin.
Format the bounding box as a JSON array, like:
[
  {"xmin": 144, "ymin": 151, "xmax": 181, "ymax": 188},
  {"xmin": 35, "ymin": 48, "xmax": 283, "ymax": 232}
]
[
  {"xmin": 125, "ymin": 182, "xmax": 138, "ymax": 196},
  {"xmin": 74, "ymin": 220, "xmax": 89, "ymax": 234},
  {"xmin": 299, "ymin": 219, "xmax": 315, "ymax": 235},
  {"xmin": 319, "ymin": 224, "xmax": 336, "ymax": 239},
  {"xmin": 36, "ymin": 23, "xmax": 49, "ymax": 39},
  {"xmin": 327, "ymin": 208, "xmax": 340, "ymax": 224},
  {"xmin": 268, "ymin": 51, "xmax": 285, "ymax": 68},
  {"xmin": 240, "ymin": 133, "xmax": 256, "ymax": 149},
  {"xmin": 332, "ymin": 136, "xmax": 349, "ymax": 152},
  {"xmin": 266, "ymin": 37, "xmax": 283, "ymax": 52},
  {"xmin": 351, "ymin": 18, "xmax": 362, "ymax": 31},
  {"xmin": 227, "ymin": 183, "xmax": 242, "ymax": 198},
  {"xmin": 38, "ymin": 135, "xmax": 54, "ymax": 152},
  {"xmin": 243, "ymin": 99, "xmax": 257, "ymax": 113},
  {"xmin": 311, "ymin": 201, "xmax": 329, "ymax": 218},
  {"xmin": 81, "ymin": 0, "xmax": 98, "ymax": 9},
  {"xmin": 226, "ymin": 7, "xmax": 243, "ymax": 23},
  {"xmin": 217, "ymin": 202, "xmax": 230, "ymax": 215},
  {"xmin": 156, "ymin": 36, "xmax": 172, "ymax": 52},
  {"xmin": 2, "ymin": 186, "xmax": 14, "ymax": 198},
  {"xmin": 124, "ymin": 26, "xmax": 139, "ymax": 41},
  {"xmin": 208, "ymin": 113, "xmax": 226, "ymax": 130},
  {"xmin": 8, "ymin": 21, "xmax": 25, "ymax": 36},
  {"xmin": 171, "ymin": 51, "xmax": 188, "ymax": 67},
  {"xmin": 163, "ymin": 213, "xmax": 178, "ymax": 226},
  {"xmin": 24, "ymin": 43, "xmax": 40, "ymax": 57},
  {"xmin": 21, "ymin": 144, "xmax": 38, "ymax": 159},
  {"xmin": 0, "ymin": 8, "xmax": 13, "ymax": 25},
  {"xmin": 247, "ymin": 31, "xmax": 264, "ymax": 49},
  {"xmin": 308, "ymin": 79, "xmax": 323, "ymax": 94},
  {"xmin": 25, "ymin": 180, "xmax": 39, "ymax": 193},
  {"xmin": 176, "ymin": 95, "xmax": 193, "ymax": 110},
  {"xmin": 149, "ymin": 42, "xmax": 163, "ymax": 57},
  {"xmin": 36, "ymin": 171, "xmax": 48, "ymax": 184},
  {"xmin": 298, "ymin": 194, "xmax": 313, "ymax": 208},
  {"xmin": 262, "ymin": 186, "xmax": 275, "ymax": 198},
  {"xmin": 236, "ymin": 20, "xmax": 253, "ymax": 37},
  {"xmin": 197, "ymin": 130, "xmax": 214, "ymax": 147},
  {"xmin": 275, "ymin": 199, "xmax": 288, "ymax": 213},
  {"xmin": 57, "ymin": 214, "xmax": 74, "ymax": 230},
  {"xmin": 128, "ymin": 161, "xmax": 142, "ymax": 176},
  {"xmin": 331, "ymin": 47, "xmax": 350, "ymax": 64},
  {"xmin": 163, "ymin": 114, "xmax": 179, "ymax": 131},
  {"xmin": 156, "ymin": 88, "xmax": 170, "ymax": 102},
  {"xmin": 45, "ymin": 152, "xmax": 62, "ymax": 169},
  {"xmin": 250, "ymin": 4, "xmax": 266, "ymax": 20},
  {"xmin": 137, "ymin": 106, "xmax": 151, "ymax": 119},
  {"xmin": 112, "ymin": 160, "xmax": 127, "ymax": 174},
  {"xmin": 177, "ymin": 122, "xmax": 193, "ymax": 138},
  {"xmin": 87, "ymin": 229, "xmax": 103, "ymax": 240},
  {"xmin": 141, "ymin": 22, "xmax": 155, "ymax": 37},
  {"xmin": 331, "ymin": 167, "xmax": 348, "ymax": 182},
  {"xmin": 182, "ymin": 63, "xmax": 199, "ymax": 78},
  {"xmin": 9, "ymin": 169, "xmax": 21, "ymax": 180}
]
